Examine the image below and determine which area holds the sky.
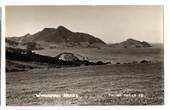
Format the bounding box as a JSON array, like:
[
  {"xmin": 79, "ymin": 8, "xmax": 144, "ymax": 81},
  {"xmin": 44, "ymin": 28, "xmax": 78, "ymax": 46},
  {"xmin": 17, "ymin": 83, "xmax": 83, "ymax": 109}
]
[{"xmin": 6, "ymin": 6, "xmax": 163, "ymax": 43}]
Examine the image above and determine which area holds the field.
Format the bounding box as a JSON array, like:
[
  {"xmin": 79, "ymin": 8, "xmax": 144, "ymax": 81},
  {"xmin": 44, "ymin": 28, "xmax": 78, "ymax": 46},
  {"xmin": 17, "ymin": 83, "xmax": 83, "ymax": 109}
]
[{"xmin": 6, "ymin": 45, "xmax": 164, "ymax": 105}]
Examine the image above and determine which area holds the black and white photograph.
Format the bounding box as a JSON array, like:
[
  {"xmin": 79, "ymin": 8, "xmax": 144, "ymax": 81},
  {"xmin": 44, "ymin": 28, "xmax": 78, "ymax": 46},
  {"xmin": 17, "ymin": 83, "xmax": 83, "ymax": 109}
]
[{"xmin": 5, "ymin": 6, "xmax": 164, "ymax": 106}]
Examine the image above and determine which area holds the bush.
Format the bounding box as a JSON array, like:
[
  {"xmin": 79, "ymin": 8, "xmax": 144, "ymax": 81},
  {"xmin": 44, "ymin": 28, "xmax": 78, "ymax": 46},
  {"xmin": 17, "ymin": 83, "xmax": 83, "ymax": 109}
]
[
  {"xmin": 96, "ymin": 61, "xmax": 105, "ymax": 65},
  {"xmin": 116, "ymin": 62, "xmax": 120, "ymax": 64},
  {"xmin": 140, "ymin": 60, "xmax": 149, "ymax": 64}
]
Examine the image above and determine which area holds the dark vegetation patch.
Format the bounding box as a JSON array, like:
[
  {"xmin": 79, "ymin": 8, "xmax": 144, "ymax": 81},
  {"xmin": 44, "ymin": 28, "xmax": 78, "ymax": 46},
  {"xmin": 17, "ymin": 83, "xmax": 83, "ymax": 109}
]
[
  {"xmin": 6, "ymin": 47, "xmax": 109, "ymax": 72},
  {"xmin": 116, "ymin": 60, "xmax": 156, "ymax": 65}
]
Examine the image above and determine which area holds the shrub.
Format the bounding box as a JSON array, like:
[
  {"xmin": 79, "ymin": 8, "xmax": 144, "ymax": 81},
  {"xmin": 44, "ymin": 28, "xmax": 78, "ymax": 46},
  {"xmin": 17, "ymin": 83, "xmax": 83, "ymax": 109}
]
[
  {"xmin": 116, "ymin": 62, "xmax": 120, "ymax": 64},
  {"xmin": 140, "ymin": 60, "xmax": 149, "ymax": 64}
]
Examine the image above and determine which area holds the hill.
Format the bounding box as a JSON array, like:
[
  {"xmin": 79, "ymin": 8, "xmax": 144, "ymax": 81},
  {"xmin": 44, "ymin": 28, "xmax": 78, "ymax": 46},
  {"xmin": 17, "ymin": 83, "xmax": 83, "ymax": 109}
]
[
  {"xmin": 110, "ymin": 38, "xmax": 152, "ymax": 48},
  {"xmin": 6, "ymin": 26, "xmax": 106, "ymax": 49}
]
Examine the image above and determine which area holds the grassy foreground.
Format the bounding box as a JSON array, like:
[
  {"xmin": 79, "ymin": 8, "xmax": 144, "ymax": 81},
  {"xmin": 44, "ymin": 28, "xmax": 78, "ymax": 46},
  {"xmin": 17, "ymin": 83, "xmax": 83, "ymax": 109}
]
[{"xmin": 6, "ymin": 63, "xmax": 164, "ymax": 105}]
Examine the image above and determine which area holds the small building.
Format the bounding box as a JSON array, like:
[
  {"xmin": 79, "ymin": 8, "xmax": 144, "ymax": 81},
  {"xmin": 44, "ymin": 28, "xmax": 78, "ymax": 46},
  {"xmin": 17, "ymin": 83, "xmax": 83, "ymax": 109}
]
[{"xmin": 56, "ymin": 52, "xmax": 79, "ymax": 61}]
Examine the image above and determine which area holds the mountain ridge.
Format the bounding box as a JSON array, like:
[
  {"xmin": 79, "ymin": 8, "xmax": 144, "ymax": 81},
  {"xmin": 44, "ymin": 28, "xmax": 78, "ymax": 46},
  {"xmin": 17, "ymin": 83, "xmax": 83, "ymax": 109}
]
[
  {"xmin": 6, "ymin": 26, "xmax": 152, "ymax": 49},
  {"xmin": 7, "ymin": 25, "xmax": 106, "ymax": 45}
]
